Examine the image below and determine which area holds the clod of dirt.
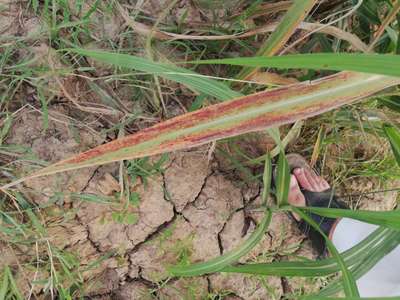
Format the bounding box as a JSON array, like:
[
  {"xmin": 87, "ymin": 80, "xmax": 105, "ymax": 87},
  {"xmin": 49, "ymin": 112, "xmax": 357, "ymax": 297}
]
[
  {"xmin": 113, "ymin": 281, "xmax": 152, "ymax": 300},
  {"xmin": 164, "ymin": 150, "xmax": 210, "ymax": 211},
  {"xmin": 209, "ymin": 272, "xmax": 283, "ymax": 300},
  {"xmin": 86, "ymin": 268, "xmax": 120, "ymax": 296},
  {"xmin": 76, "ymin": 170, "xmax": 174, "ymax": 252},
  {"xmin": 182, "ymin": 173, "xmax": 243, "ymax": 260},
  {"xmin": 242, "ymin": 196, "xmax": 304, "ymax": 258},
  {"xmin": 159, "ymin": 277, "xmax": 209, "ymax": 299},
  {"xmin": 46, "ymin": 222, "xmax": 88, "ymax": 249},
  {"xmin": 219, "ymin": 210, "xmax": 247, "ymax": 254},
  {"xmin": 0, "ymin": 0, "xmax": 42, "ymax": 37},
  {"xmin": 343, "ymin": 177, "xmax": 399, "ymax": 211},
  {"xmin": 129, "ymin": 217, "xmax": 194, "ymax": 282},
  {"xmin": 7, "ymin": 109, "xmax": 103, "ymax": 205},
  {"xmin": 71, "ymin": 0, "xmax": 122, "ymax": 41},
  {"xmin": 0, "ymin": 244, "xmax": 19, "ymax": 270}
]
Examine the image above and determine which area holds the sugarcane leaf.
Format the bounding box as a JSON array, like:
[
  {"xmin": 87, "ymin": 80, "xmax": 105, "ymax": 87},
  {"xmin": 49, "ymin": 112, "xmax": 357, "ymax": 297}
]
[
  {"xmin": 195, "ymin": 53, "xmax": 400, "ymax": 78},
  {"xmin": 293, "ymin": 207, "xmax": 359, "ymax": 297},
  {"xmin": 276, "ymin": 151, "xmax": 290, "ymax": 206},
  {"xmin": 299, "ymin": 207, "xmax": 400, "ymax": 230},
  {"xmin": 3, "ymin": 72, "xmax": 400, "ymax": 189},
  {"xmin": 319, "ymin": 228, "xmax": 400, "ymax": 296},
  {"xmin": 383, "ymin": 124, "xmax": 400, "ymax": 166},
  {"xmin": 222, "ymin": 227, "xmax": 397, "ymax": 277},
  {"xmin": 67, "ymin": 48, "xmax": 241, "ymax": 100},
  {"xmin": 261, "ymin": 153, "xmax": 272, "ymax": 205}
]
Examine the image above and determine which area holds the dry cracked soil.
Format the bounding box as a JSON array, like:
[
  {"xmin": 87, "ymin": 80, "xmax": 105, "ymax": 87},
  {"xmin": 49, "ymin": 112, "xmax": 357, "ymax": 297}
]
[{"xmin": 3, "ymin": 108, "xmax": 325, "ymax": 300}]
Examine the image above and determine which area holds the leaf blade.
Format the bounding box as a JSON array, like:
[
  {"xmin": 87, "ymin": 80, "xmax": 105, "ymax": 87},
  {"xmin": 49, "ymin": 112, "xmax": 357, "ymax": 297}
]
[
  {"xmin": 293, "ymin": 207, "xmax": 360, "ymax": 297},
  {"xmin": 222, "ymin": 227, "xmax": 398, "ymax": 277},
  {"xmin": 299, "ymin": 207, "xmax": 400, "ymax": 230},
  {"xmin": 383, "ymin": 124, "xmax": 400, "ymax": 166},
  {"xmin": 196, "ymin": 53, "xmax": 400, "ymax": 78},
  {"xmin": 169, "ymin": 209, "xmax": 272, "ymax": 277},
  {"xmin": 3, "ymin": 72, "xmax": 400, "ymax": 187},
  {"xmin": 67, "ymin": 48, "xmax": 241, "ymax": 100}
]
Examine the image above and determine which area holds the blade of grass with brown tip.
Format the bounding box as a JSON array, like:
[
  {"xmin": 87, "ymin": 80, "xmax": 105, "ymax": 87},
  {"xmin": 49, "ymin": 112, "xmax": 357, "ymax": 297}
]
[{"xmin": 2, "ymin": 72, "xmax": 400, "ymax": 188}]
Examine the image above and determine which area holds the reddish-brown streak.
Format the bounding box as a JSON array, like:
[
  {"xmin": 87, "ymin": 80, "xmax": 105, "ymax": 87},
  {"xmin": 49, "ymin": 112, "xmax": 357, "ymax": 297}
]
[{"xmin": 64, "ymin": 72, "xmax": 353, "ymax": 165}]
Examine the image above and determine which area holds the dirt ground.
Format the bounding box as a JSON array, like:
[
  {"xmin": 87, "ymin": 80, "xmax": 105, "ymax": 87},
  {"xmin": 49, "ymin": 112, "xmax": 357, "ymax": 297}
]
[
  {"xmin": 3, "ymin": 103, "xmax": 398, "ymax": 299},
  {"xmin": 3, "ymin": 108, "xmax": 318, "ymax": 299}
]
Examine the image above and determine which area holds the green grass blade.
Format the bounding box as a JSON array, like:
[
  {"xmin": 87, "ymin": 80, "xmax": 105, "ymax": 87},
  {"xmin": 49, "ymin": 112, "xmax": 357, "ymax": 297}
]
[
  {"xmin": 379, "ymin": 97, "xmax": 400, "ymax": 113},
  {"xmin": 237, "ymin": 0, "xmax": 318, "ymax": 79},
  {"xmin": 4, "ymin": 267, "xmax": 23, "ymax": 300},
  {"xmin": 319, "ymin": 228, "xmax": 400, "ymax": 296},
  {"xmin": 293, "ymin": 207, "xmax": 359, "ymax": 297},
  {"xmin": 383, "ymin": 124, "xmax": 400, "ymax": 166},
  {"xmin": 195, "ymin": 53, "xmax": 400, "ymax": 78},
  {"xmin": 302, "ymin": 297, "xmax": 400, "ymax": 300},
  {"xmin": 67, "ymin": 48, "xmax": 241, "ymax": 101},
  {"xmin": 222, "ymin": 226, "xmax": 394, "ymax": 277},
  {"xmin": 299, "ymin": 207, "xmax": 400, "ymax": 230},
  {"xmin": 261, "ymin": 153, "xmax": 272, "ymax": 205},
  {"xmin": 276, "ymin": 151, "xmax": 290, "ymax": 206},
  {"xmin": 0, "ymin": 268, "xmax": 9, "ymax": 300},
  {"xmin": 169, "ymin": 209, "xmax": 272, "ymax": 277}
]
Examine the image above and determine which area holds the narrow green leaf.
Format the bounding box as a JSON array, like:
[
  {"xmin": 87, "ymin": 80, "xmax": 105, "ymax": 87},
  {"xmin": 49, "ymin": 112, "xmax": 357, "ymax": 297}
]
[
  {"xmin": 26, "ymin": 209, "xmax": 46, "ymax": 236},
  {"xmin": 71, "ymin": 193, "xmax": 114, "ymax": 204},
  {"xmin": 169, "ymin": 209, "xmax": 272, "ymax": 277},
  {"xmin": 37, "ymin": 88, "xmax": 48, "ymax": 131},
  {"xmin": 319, "ymin": 228, "xmax": 400, "ymax": 296},
  {"xmin": 0, "ymin": 268, "xmax": 9, "ymax": 300},
  {"xmin": 261, "ymin": 153, "xmax": 272, "ymax": 205},
  {"xmin": 196, "ymin": 54, "xmax": 400, "ymax": 78},
  {"xmin": 276, "ymin": 151, "xmax": 290, "ymax": 207},
  {"xmin": 67, "ymin": 48, "xmax": 241, "ymax": 101},
  {"xmin": 0, "ymin": 114, "xmax": 13, "ymax": 146},
  {"xmin": 5, "ymin": 267, "xmax": 23, "ymax": 300},
  {"xmin": 267, "ymin": 127, "xmax": 283, "ymax": 150},
  {"xmin": 383, "ymin": 124, "xmax": 400, "ymax": 166},
  {"xmin": 223, "ymin": 227, "xmax": 396, "ymax": 277},
  {"xmin": 302, "ymin": 297, "xmax": 400, "ymax": 300},
  {"xmin": 299, "ymin": 207, "xmax": 400, "ymax": 230},
  {"xmin": 87, "ymin": 81, "xmax": 120, "ymax": 110},
  {"xmin": 293, "ymin": 207, "xmax": 359, "ymax": 297},
  {"xmin": 379, "ymin": 96, "xmax": 400, "ymax": 112}
]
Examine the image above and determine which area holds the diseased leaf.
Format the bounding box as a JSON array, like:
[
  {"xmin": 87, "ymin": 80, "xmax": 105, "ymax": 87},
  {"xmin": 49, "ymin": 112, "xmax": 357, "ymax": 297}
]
[{"xmin": 3, "ymin": 72, "xmax": 399, "ymax": 189}]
